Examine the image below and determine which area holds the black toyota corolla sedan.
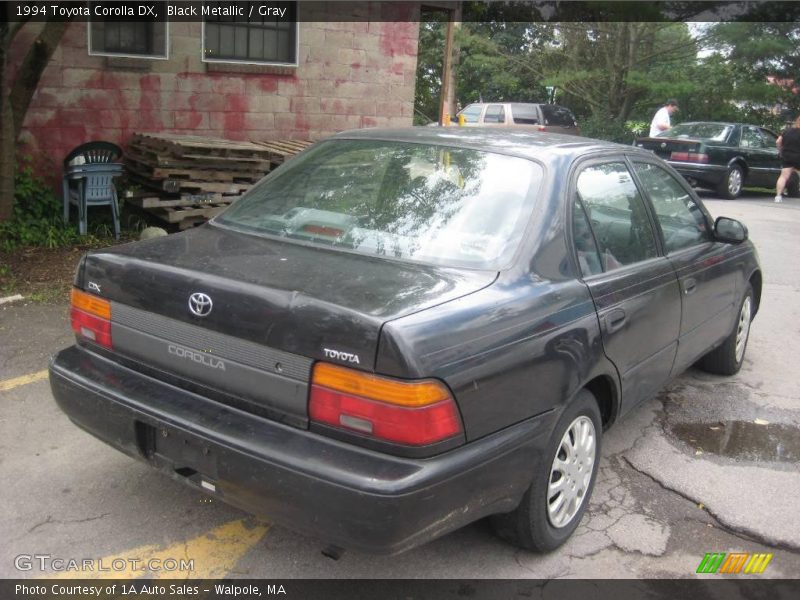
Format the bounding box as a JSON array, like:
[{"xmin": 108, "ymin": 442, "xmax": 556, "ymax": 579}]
[
  {"xmin": 50, "ymin": 128, "xmax": 761, "ymax": 554},
  {"xmin": 636, "ymin": 121, "xmax": 799, "ymax": 199}
]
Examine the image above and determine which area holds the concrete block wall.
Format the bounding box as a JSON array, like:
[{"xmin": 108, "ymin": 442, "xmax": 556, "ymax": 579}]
[{"xmin": 13, "ymin": 2, "xmax": 420, "ymax": 179}]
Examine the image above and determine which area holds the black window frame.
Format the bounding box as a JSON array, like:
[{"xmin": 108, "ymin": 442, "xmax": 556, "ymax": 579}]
[{"xmin": 202, "ymin": 1, "xmax": 299, "ymax": 66}]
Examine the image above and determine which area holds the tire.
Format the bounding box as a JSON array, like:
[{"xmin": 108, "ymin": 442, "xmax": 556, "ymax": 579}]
[
  {"xmin": 698, "ymin": 283, "xmax": 754, "ymax": 375},
  {"xmin": 717, "ymin": 164, "xmax": 744, "ymax": 199},
  {"xmin": 490, "ymin": 389, "xmax": 602, "ymax": 552}
]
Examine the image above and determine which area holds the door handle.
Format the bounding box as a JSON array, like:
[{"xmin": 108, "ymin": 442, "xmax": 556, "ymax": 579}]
[
  {"xmin": 683, "ymin": 278, "xmax": 697, "ymax": 295},
  {"xmin": 605, "ymin": 308, "xmax": 627, "ymax": 334}
]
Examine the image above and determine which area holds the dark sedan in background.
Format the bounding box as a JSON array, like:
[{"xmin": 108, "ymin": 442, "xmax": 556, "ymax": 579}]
[
  {"xmin": 50, "ymin": 128, "xmax": 760, "ymax": 555},
  {"xmin": 636, "ymin": 121, "xmax": 799, "ymax": 199}
]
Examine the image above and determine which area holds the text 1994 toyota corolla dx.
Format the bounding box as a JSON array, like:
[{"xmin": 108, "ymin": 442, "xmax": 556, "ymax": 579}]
[{"xmin": 50, "ymin": 128, "xmax": 761, "ymax": 554}]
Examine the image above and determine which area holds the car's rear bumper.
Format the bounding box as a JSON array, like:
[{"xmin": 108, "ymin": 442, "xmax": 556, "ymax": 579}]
[
  {"xmin": 49, "ymin": 345, "xmax": 555, "ymax": 554},
  {"xmin": 668, "ymin": 162, "xmax": 727, "ymax": 186}
]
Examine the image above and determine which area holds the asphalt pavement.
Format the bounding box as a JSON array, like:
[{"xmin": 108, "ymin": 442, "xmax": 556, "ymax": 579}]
[{"xmin": 1, "ymin": 191, "xmax": 799, "ymax": 579}]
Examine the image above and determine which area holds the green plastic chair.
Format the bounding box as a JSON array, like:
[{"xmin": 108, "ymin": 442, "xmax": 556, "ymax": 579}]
[{"xmin": 62, "ymin": 142, "xmax": 124, "ymax": 239}]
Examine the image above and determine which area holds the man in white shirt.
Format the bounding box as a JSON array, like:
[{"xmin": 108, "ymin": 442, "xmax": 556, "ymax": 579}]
[{"xmin": 649, "ymin": 99, "xmax": 679, "ymax": 137}]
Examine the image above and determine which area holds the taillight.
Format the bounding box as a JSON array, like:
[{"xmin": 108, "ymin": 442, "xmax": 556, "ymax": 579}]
[
  {"xmin": 70, "ymin": 288, "xmax": 112, "ymax": 349},
  {"xmin": 309, "ymin": 363, "xmax": 463, "ymax": 446},
  {"xmin": 670, "ymin": 151, "xmax": 709, "ymax": 163}
]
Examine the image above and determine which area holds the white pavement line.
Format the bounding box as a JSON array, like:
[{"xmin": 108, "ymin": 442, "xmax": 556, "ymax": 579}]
[{"xmin": 0, "ymin": 294, "xmax": 24, "ymax": 305}]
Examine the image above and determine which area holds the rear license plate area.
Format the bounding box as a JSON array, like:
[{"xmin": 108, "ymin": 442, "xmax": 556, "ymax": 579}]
[{"xmin": 136, "ymin": 421, "xmax": 219, "ymax": 481}]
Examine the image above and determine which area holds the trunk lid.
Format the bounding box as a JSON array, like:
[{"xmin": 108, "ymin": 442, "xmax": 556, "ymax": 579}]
[
  {"xmin": 636, "ymin": 136, "xmax": 705, "ymax": 160},
  {"xmin": 79, "ymin": 225, "xmax": 496, "ymax": 424}
]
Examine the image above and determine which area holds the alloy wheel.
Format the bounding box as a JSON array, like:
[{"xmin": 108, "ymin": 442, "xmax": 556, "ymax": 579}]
[{"xmin": 547, "ymin": 415, "xmax": 596, "ymax": 528}]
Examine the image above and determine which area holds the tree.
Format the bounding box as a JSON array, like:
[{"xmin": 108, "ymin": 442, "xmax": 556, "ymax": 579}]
[
  {"xmin": 0, "ymin": 10, "xmax": 67, "ymax": 221},
  {"xmin": 702, "ymin": 22, "xmax": 800, "ymax": 126}
]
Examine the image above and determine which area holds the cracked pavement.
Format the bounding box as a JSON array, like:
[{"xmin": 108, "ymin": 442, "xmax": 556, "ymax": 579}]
[{"xmin": 1, "ymin": 195, "xmax": 799, "ymax": 578}]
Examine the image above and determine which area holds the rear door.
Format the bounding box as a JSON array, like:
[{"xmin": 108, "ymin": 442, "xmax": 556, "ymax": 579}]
[
  {"xmin": 571, "ymin": 158, "xmax": 681, "ymax": 412},
  {"xmin": 629, "ymin": 159, "xmax": 738, "ymax": 374}
]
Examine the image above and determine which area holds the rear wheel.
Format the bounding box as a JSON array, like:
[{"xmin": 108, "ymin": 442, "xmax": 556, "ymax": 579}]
[
  {"xmin": 491, "ymin": 389, "xmax": 602, "ymax": 552},
  {"xmin": 717, "ymin": 164, "xmax": 744, "ymax": 199},
  {"xmin": 698, "ymin": 284, "xmax": 754, "ymax": 375}
]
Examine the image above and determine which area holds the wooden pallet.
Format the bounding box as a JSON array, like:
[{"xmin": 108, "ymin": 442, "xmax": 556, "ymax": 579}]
[{"xmin": 124, "ymin": 133, "xmax": 311, "ymax": 228}]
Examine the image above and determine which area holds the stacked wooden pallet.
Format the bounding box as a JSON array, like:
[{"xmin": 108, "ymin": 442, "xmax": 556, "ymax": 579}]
[{"xmin": 124, "ymin": 133, "xmax": 312, "ymax": 229}]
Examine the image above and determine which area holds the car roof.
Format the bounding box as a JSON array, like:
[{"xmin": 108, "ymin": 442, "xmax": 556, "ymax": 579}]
[{"xmin": 331, "ymin": 127, "xmax": 639, "ymax": 163}]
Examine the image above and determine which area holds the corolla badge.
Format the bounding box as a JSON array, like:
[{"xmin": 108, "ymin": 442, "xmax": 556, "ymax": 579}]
[{"xmin": 188, "ymin": 292, "xmax": 213, "ymax": 317}]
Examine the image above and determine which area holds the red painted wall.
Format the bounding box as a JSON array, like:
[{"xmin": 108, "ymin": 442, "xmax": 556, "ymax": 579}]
[{"xmin": 11, "ymin": 3, "xmax": 419, "ymax": 181}]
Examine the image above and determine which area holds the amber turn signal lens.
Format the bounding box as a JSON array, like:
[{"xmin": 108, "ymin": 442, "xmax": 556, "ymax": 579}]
[
  {"xmin": 312, "ymin": 362, "xmax": 451, "ymax": 407},
  {"xmin": 71, "ymin": 288, "xmax": 111, "ymax": 320}
]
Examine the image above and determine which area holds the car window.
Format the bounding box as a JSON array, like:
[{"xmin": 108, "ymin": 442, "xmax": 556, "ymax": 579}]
[
  {"xmin": 540, "ymin": 105, "xmax": 575, "ymax": 127},
  {"xmin": 216, "ymin": 140, "xmax": 543, "ymax": 270},
  {"xmin": 572, "ymin": 196, "xmax": 603, "ymax": 277},
  {"xmin": 576, "ymin": 162, "xmax": 658, "ymax": 271},
  {"xmin": 459, "ymin": 104, "xmax": 483, "ymax": 123},
  {"xmin": 510, "ymin": 103, "xmax": 540, "ymax": 125},
  {"xmin": 740, "ymin": 127, "xmax": 765, "ymax": 148},
  {"xmin": 483, "ymin": 105, "xmax": 506, "ymax": 124},
  {"xmin": 662, "ymin": 123, "xmax": 732, "ymax": 141},
  {"xmin": 759, "ymin": 128, "xmax": 778, "ymax": 149},
  {"xmin": 633, "ymin": 162, "xmax": 710, "ymax": 253}
]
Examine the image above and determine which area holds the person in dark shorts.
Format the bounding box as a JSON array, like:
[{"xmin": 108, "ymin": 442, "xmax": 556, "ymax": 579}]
[{"xmin": 775, "ymin": 115, "xmax": 800, "ymax": 202}]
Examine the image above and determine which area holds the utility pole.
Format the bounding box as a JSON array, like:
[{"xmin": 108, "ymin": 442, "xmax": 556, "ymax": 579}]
[{"xmin": 438, "ymin": 3, "xmax": 462, "ymax": 125}]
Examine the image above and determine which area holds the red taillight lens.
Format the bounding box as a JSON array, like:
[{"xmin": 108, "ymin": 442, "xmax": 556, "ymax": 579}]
[
  {"xmin": 309, "ymin": 363, "xmax": 463, "ymax": 446},
  {"xmin": 70, "ymin": 288, "xmax": 112, "ymax": 349},
  {"xmin": 670, "ymin": 151, "xmax": 708, "ymax": 163}
]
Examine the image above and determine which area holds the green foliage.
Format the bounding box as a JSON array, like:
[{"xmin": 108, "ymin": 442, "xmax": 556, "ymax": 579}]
[
  {"xmin": 0, "ymin": 157, "xmax": 87, "ymax": 250},
  {"xmin": 580, "ymin": 116, "xmax": 642, "ymax": 145},
  {"xmin": 414, "ymin": 16, "xmax": 446, "ymax": 125}
]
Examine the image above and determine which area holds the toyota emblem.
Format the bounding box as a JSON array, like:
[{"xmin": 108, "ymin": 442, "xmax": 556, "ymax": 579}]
[{"xmin": 188, "ymin": 292, "xmax": 213, "ymax": 317}]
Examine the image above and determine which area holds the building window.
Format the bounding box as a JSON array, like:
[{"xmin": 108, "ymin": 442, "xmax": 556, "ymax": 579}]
[
  {"xmin": 203, "ymin": 1, "xmax": 298, "ymax": 66},
  {"xmin": 88, "ymin": 3, "xmax": 168, "ymax": 59}
]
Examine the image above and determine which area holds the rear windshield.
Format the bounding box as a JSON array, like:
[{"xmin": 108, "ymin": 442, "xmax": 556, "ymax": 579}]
[
  {"xmin": 659, "ymin": 123, "xmax": 732, "ymax": 141},
  {"xmin": 215, "ymin": 139, "xmax": 543, "ymax": 270}
]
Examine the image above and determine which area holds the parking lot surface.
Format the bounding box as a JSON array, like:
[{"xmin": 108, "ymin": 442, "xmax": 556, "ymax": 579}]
[{"xmin": 2, "ymin": 192, "xmax": 799, "ymax": 578}]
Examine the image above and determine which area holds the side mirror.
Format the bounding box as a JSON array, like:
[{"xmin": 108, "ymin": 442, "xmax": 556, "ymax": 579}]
[{"xmin": 714, "ymin": 216, "xmax": 748, "ymax": 243}]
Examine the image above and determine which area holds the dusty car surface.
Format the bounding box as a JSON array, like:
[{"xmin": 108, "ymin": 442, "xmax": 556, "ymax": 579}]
[
  {"xmin": 50, "ymin": 128, "xmax": 761, "ymax": 554},
  {"xmin": 635, "ymin": 121, "xmax": 800, "ymax": 199},
  {"xmin": 457, "ymin": 102, "xmax": 581, "ymax": 135}
]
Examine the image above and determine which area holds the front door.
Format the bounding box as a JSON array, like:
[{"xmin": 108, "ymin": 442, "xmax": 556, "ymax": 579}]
[{"xmin": 630, "ymin": 160, "xmax": 738, "ymax": 374}]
